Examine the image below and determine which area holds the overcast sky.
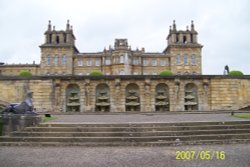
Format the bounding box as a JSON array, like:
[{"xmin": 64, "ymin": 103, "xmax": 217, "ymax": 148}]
[{"xmin": 0, "ymin": 0, "xmax": 249, "ymax": 74}]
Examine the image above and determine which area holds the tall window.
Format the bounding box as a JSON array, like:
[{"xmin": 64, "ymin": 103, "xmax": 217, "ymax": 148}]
[
  {"xmin": 152, "ymin": 59, "xmax": 157, "ymax": 66},
  {"xmin": 105, "ymin": 57, "xmax": 111, "ymax": 65},
  {"xmin": 191, "ymin": 54, "xmax": 196, "ymax": 65},
  {"xmin": 78, "ymin": 59, "xmax": 83, "ymax": 66},
  {"xmin": 54, "ymin": 55, "xmax": 58, "ymax": 66},
  {"xmin": 160, "ymin": 60, "xmax": 166, "ymax": 66},
  {"xmin": 184, "ymin": 54, "xmax": 188, "ymax": 65},
  {"xmin": 47, "ymin": 55, "xmax": 51, "ymax": 66},
  {"xmin": 96, "ymin": 59, "xmax": 100, "ymax": 66},
  {"xmin": 133, "ymin": 58, "xmax": 139, "ymax": 65},
  {"xmin": 176, "ymin": 54, "xmax": 181, "ymax": 65},
  {"xmin": 62, "ymin": 55, "xmax": 67, "ymax": 65},
  {"xmin": 87, "ymin": 59, "xmax": 92, "ymax": 66},
  {"xmin": 120, "ymin": 55, "xmax": 124, "ymax": 63},
  {"xmin": 143, "ymin": 59, "xmax": 148, "ymax": 66}
]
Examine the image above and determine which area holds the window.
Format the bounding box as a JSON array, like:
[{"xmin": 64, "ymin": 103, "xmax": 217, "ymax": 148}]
[
  {"xmin": 96, "ymin": 59, "xmax": 100, "ymax": 66},
  {"xmin": 176, "ymin": 54, "xmax": 181, "ymax": 65},
  {"xmin": 143, "ymin": 59, "xmax": 148, "ymax": 66},
  {"xmin": 133, "ymin": 58, "xmax": 139, "ymax": 65},
  {"xmin": 78, "ymin": 59, "xmax": 83, "ymax": 66},
  {"xmin": 54, "ymin": 55, "xmax": 58, "ymax": 66},
  {"xmin": 47, "ymin": 55, "xmax": 51, "ymax": 66},
  {"xmin": 191, "ymin": 54, "xmax": 196, "ymax": 65},
  {"xmin": 105, "ymin": 57, "xmax": 111, "ymax": 65},
  {"xmin": 87, "ymin": 59, "xmax": 92, "ymax": 66},
  {"xmin": 62, "ymin": 55, "xmax": 67, "ymax": 65},
  {"xmin": 152, "ymin": 59, "xmax": 157, "ymax": 66},
  {"xmin": 184, "ymin": 54, "xmax": 188, "ymax": 65},
  {"xmin": 120, "ymin": 55, "xmax": 124, "ymax": 63},
  {"xmin": 120, "ymin": 70, "xmax": 124, "ymax": 75},
  {"xmin": 160, "ymin": 60, "xmax": 166, "ymax": 66}
]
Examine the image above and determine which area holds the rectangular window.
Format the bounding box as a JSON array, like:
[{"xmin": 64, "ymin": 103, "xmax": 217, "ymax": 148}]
[
  {"xmin": 95, "ymin": 59, "xmax": 100, "ymax": 66},
  {"xmin": 105, "ymin": 57, "xmax": 111, "ymax": 65},
  {"xmin": 160, "ymin": 60, "xmax": 166, "ymax": 66},
  {"xmin": 87, "ymin": 60, "xmax": 92, "ymax": 66},
  {"xmin": 54, "ymin": 55, "xmax": 58, "ymax": 66},
  {"xmin": 47, "ymin": 55, "xmax": 51, "ymax": 66},
  {"xmin": 176, "ymin": 54, "xmax": 181, "ymax": 65},
  {"xmin": 184, "ymin": 54, "xmax": 188, "ymax": 65},
  {"xmin": 78, "ymin": 60, "xmax": 83, "ymax": 66},
  {"xmin": 191, "ymin": 54, "xmax": 196, "ymax": 65},
  {"xmin": 62, "ymin": 55, "xmax": 67, "ymax": 65},
  {"xmin": 143, "ymin": 59, "xmax": 148, "ymax": 66},
  {"xmin": 133, "ymin": 58, "xmax": 139, "ymax": 65},
  {"xmin": 152, "ymin": 59, "xmax": 157, "ymax": 66}
]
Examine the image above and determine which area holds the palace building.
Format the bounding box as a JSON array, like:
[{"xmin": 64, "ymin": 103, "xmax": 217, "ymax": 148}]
[
  {"xmin": 0, "ymin": 21, "xmax": 250, "ymax": 113},
  {"xmin": 0, "ymin": 20, "xmax": 202, "ymax": 76}
]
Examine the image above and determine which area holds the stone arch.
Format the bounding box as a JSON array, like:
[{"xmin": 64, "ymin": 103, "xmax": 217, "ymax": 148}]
[
  {"xmin": 155, "ymin": 83, "xmax": 169, "ymax": 111},
  {"xmin": 184, "ymin": 83, "xmax": 198, "ymax": 111},
  {"xmin": 66, "ymin": 84, "xmax": 80, "ymax": 112},
  {"xmin": 125, "ymin": 83, "xmax": 140, "ymax": 112},
  {"xmin": 95, "ymin": 83, "xmax": 110, "ymax": 112}
]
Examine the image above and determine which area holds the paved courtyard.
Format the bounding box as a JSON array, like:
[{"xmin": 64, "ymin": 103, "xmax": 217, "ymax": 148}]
[{"xmin": 0, "ymin": 144, "xmax": 250, "ymax": 167}]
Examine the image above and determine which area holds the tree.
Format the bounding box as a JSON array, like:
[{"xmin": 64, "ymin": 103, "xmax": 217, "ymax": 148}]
[
  {"xmin": 89, "ymin": 71, "xmax": 104, "ymax": 76},
  {"xmin": 228, "ymin": 70, "xmax": 244, "ymax": 76},
  {"xmin": 19, "ymin": 71, "xmax": 32, "ymax": 77},
  {"xmin": 160, "ymin": 70, "xmax": 173, "ymax": 76}
]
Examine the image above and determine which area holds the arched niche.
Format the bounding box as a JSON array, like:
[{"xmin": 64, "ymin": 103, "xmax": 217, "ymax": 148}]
[
  {"xmin": 95, "ymin": 84, "xmax": 110, "ymax": 112},
  {"xmin": 155, "ymin": 83, "xmax": 169, "ymax": 111},
  {"xmin": 66, "ymin": 84, "xmax": 80, "ymax": 112},
  {"xmin": 184, "ymin": 83, "xmax": 198, "ymax": 111},
  {"xmin": 125, "ymin": 83, "xmax": 140, "ymax": 112}
]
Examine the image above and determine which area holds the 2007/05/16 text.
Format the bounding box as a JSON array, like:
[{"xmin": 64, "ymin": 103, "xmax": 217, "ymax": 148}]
[{"xmin": 176, "ymin": 150, "xmax": 225, "ymax": 160}]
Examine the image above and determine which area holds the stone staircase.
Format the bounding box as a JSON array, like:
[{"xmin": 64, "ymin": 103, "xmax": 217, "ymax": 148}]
[{"xmin": 1, "ymin": 121, "xmax": 250, "ymax": 146}]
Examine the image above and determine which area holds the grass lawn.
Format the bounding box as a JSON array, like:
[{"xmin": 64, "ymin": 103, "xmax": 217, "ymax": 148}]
[
  {"xmin": 42, "ymin": 116, "xmax": 57, "ymax": 122},
  {"xmin": 233, "ymin": 113, "xmax": 250, "ymax": 119}
]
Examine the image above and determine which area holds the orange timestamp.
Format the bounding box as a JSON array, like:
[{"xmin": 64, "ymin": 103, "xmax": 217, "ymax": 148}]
[{"xmin": 176, "ymin": 150, "xmax": 225, "ymax": 160}]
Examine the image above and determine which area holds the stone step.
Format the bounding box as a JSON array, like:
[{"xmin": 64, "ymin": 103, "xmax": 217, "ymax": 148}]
[
  {"xmin": 10, "ymin": 129, "xmax": 250, "ymax": 137},
  {"xmin": 22, "ymin": 124, "xmax": 250, "ymax": 132},
  {"xmin": 1, "ymin": 139, "xmax": 250, "ymax": 147},
  {"xmin": 38, "ymin": 121, "xmax": 250, "ymax": 127},
  {"xmin": 1, "ymin": 133, "xmax": 250, "ymax": 142}
]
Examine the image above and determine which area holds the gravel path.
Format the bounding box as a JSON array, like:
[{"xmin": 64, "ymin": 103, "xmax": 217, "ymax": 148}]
[
  {"xmin": 45, "ymin": 113, "xmax": 250, "ymax": 123},
  {"xmin": 0, "ymin": 144, "xmax": 250, "ymax": 167}
]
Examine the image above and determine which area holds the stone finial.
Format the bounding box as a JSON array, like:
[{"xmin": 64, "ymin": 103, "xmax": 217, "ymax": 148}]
[
  {"xmin": 186, "ymin": 26, "xmax": 189, "ymax": 31},
  {"xmin": 48, "ymin": 20, "xmax": 51, "ymax": 31},
  {"xmin": 173, "ymin": 20, "xmax": 176, "ymax": 30},
  {"xmin": 53, "ymin": 26, "xmax": 55, "ymax": 31},
  {"xmin": 66, "ymin": 20, "xmax": 70, "ymax": 30},
  {"xmin": 191, "ymin": 20, "xmax": 195, "ymax": 31}
]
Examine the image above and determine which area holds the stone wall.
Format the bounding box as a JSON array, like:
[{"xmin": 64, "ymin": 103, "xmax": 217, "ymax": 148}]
[{"xmin": 0, "ymin": 76, "xmax": 249, "ymax": 112}]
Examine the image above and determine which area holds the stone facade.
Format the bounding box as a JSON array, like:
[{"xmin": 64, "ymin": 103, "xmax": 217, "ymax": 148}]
[
  {"xmin": 0, "ymin": 76, "xmax": 250, "ymax": 112},
  {"xmin": 0, "ymin": 20, "xmax": 249, "ymax": 112},
  {"xmin": 0, "ymin": 20, "xmax": 202, "ymax": 76}
]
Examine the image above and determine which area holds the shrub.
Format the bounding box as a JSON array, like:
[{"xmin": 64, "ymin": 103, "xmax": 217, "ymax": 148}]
[
  {"xmin": 228, "ymin": 70, "xmax": 244, "ymax": 76},
  {"xmin": 160, "ymin": 70, "xmax": 173, "ymax": 76},
  {"xmin": 89, "ymin": 71, "xmax": 104, "ymax": 76},
  {"xmin": 19, "ymin": 71, "xmax": 32, "ymax": 77}
]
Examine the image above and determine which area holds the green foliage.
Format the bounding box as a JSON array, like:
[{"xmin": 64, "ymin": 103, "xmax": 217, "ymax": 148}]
[
  {"xmin": 89, "ymin": 71, "xmax": 104, "ymax": 76},
  {"xmin": 234, "ymin": 114, "xmax": 250, "ymax": 119},
  {"xmin": 159, "ymin": 70, "xmax": 173, "ymax": 76},
  {"xmin": 19, "ymin": 71, "xmax": 32, "ymax": 77},
  {"xmin": 228, "ymin": 70, "xmax": 244, "ymax": 76},
  {"xmin": 42, "ymin": 116, "xmax": 57, "ymax": 122}
]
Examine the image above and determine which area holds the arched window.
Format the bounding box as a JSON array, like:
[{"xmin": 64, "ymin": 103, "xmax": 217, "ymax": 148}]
[
  {"xmin": 56, "ymin": 36, "xmax": 60, "ymax": 44},
  {"xmin": 184, "ymin": 54, "xmax": 188, "ymax": 65},
  {"xmin": 62, "ymin": 55, "xmax": 67, "ymax": 65},
  {"xmin": 176, "ymin": 54, "xmax": 181, "ymax": 65},
  {"xmin": 47, "ymin": 55, "xmax": 51, "ymax": 65},
  {"xmin": 54, "ymin": 55, "xmax": 58, "ymax": 66}
]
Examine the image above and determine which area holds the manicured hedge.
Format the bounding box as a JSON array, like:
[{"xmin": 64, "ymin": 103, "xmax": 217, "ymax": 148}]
[
  {"xmin": 160, "ymin": 70, "xmax": 173, "ymax": 76},
  {"xmin": 89, "ymin": 71, "xmax": 104, "ymax": 76},
  {"xmin": 228, "ymin": 70, "xmax": 244, "ymax": 76}
]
